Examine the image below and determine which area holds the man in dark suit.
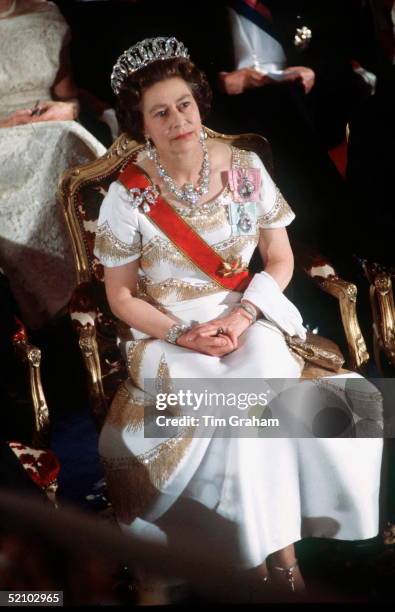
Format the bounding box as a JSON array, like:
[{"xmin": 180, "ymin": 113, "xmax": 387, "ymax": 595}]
[{"xmin": 193, "ymin": 0, "xmax": 381, "ymax": 267}]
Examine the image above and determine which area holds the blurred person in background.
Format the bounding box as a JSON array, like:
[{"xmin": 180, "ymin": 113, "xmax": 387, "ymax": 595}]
[{"xmin": 0, "ymin": 0, "xmax": 106, "ymax": 330}]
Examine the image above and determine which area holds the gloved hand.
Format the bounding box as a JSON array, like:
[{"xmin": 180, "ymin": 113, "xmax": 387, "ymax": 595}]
[{"xmin": 242, "ymin": 271, "xmax": 306, "ymax": 340}]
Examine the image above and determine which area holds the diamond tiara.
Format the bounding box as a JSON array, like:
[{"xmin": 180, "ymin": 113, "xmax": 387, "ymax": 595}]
[{"xmin": 111, "ymin": 37, "xmax": 190, "ymax": 95}]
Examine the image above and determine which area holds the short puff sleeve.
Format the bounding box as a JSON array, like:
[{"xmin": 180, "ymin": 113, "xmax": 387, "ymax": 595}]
[
  {"xmin": 249, "ymin": 152, "xmax": 295, "ymax": 229},
  {"xmin": 93, "ymin": 181, "xmax": 142, "ymax": 267}
]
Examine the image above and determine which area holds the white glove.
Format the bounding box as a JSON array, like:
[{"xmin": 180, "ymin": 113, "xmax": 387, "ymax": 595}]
[{"xmin": 242, "ymin": 271, "xmax": 306, "ymax": 340}]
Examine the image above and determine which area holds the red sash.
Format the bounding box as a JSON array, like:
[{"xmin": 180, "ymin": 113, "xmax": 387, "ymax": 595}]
[{"xmin": 118, "ymin": 163, "xmax": 252, "ymax": 292}]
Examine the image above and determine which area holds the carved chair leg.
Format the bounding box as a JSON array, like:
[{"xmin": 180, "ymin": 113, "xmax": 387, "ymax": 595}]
[
  {"xmin": 12, "ymin": 326, "xmax": 58, "ymax": 505},
  {"xmin": 78, "ymin": 324, "xmax": 108, "ymax": 426},
  {"xmin": 363, "ymin": 263, "xmax": 395, "ymax": 373},
  {"xmin": 13, "ymin": 337, "xmax": 50, "ymax": 449}
]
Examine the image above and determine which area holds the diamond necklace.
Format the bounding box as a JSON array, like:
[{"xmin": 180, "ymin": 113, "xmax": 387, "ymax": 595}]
[{"xmin": 152, "ymin": 136, "xmax": 210, "ymax": 206}]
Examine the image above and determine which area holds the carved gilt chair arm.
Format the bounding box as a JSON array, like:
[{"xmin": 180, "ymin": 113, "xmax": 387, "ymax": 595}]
[
  {"xmin": 293, "ymin": 245, "xmax": 369, "ymax": 371},
  {"xmin": 363, "ymin": 261, "xmax": 395, "ymax": 372},
  {"xmin": 69, "ymin": 284, "xmax": 108, "ymax": 425},
  {"xmin": 313, "ymin": 274, "xmax": 369, "ymax": 371},
  {"xmin": 12, "ymin": 319, "xmax": 50, "ymax": 448}
]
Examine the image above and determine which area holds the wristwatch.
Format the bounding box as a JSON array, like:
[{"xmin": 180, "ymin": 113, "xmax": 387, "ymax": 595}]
[{"xmin": 165, "ymin": 323, "xmax": 191, "ymax": 345}]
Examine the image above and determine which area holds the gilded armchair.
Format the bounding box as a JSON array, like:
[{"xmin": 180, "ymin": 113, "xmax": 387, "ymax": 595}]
[{"xmin": 58, "ymin": 128, "xmax": 368, "ymax": 424}]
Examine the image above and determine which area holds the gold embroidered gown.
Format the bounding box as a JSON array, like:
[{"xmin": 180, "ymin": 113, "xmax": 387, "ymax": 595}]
[{"xmin": 93, "ymin": 147, "xmax": 382, "ymax": 568}]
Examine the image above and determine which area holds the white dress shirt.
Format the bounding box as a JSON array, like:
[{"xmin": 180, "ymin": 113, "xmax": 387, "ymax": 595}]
[{"xmin": 228, "ymin": 6, "xmax": 287, "ymax": 74}]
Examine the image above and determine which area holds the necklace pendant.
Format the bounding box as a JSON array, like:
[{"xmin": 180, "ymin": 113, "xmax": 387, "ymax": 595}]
[
  {"xmin": 186, "ymin": 193, "xmax": 199, "ymax": 206},
  {"xmin": 152, "ymin": 137, "xmax": 210, "ymax": 206},
  {"xmin": 182, "ymin": 183, "xmax": 199, "ymax": 205}
]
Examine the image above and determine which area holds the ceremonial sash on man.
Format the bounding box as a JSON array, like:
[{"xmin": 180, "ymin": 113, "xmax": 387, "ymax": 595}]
[
  {"xmin": 228, "ymin": 0, "xmax": 275, "ymax": 34},
  {"xmin": 118, "ymin": 163, "xmax": 252, "ymax": 292}
]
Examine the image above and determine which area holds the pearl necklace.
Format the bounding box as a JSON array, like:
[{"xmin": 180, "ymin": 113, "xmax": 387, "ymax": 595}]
[{"xmin": 151, "ymin": 136, "xmax": 210, "ymax": 207}]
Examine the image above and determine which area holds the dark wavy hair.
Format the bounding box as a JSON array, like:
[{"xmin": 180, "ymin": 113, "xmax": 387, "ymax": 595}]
[{"xmin": 115, "ymin": 57, "xmax": 212, "ymax": 143}]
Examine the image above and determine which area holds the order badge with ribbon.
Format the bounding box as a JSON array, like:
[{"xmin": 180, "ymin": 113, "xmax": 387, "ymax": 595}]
[
  {"xmin": 228, "ymin": 201, "xmax": 257, "ymax": 236},
  {"xmin": 228, "ymin": 168, "xmax": 260, "ymax": 236}
]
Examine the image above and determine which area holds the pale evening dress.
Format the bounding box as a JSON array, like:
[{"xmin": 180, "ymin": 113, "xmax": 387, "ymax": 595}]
[
  {"xmin": 0, "ymin": 0, "xmax": 106, "ymax": 328},
  {"xmin": 93, "ymin": 146, "xmax": 382, "ymax": 569}
]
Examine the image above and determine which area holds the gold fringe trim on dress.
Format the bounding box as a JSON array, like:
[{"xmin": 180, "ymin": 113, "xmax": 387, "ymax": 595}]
[
  {"xmin": 141, "ymin": 278, "xmax": 222, "ymax": 303},
  {"xmin": 95, "ymin": 220, "xmax": 141, "ymax": 261},
  {"xmin": 127, "ymin": 338, "xmax": 154, "ymax": 388},
  {"xmin": 141, "ymin": 234, "xmax": 258, "ymax": 275},
  {"xmin": 102, "ymin": 460, "xmax": 159, "ymax": 525},
  {"xmin": 135, "ymin": 280, "xmax": 171, "ymax": 314},
  {"xmin": 141, "ymin": 236, "xmax": 196, "ymax": 270},
  {"xmin": 154, "ymin": 353, "xmax": 181, "ymax": 415},
  {"xmin": 101, "ymin": 428, "xmax": 195, "ymax": 524},
  {"xmin": 106, "ymin": 382, "xmax": 147, "ymax": 432},
  {"xmin": 156, "ymin": 353, "xmax": 175, "ymax": 394},
  {"xmin": 138, "ymin": 428, "xmax": 195, "ymax": 488},
  {"xmin": 257, "ymin": 187, "xmax": 294, "ymax": 227},
  {"xmin": 180, "ymin": 206, "xmax": 228, "ymax": 232}
]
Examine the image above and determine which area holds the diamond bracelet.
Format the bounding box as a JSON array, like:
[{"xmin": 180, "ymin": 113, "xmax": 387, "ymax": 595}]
[{"xmin": 165, "ymin": 323, "xmax": 191, "ymax": 345}]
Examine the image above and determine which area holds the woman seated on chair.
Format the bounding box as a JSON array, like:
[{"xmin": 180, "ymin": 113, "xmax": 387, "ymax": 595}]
[
  {"xmin": 0, "ymin": 0, "xmax": 106, "ymax": 329},
  {"xmin": 93, "ymin": 37, "xmax": 382, "ymax": 601}
]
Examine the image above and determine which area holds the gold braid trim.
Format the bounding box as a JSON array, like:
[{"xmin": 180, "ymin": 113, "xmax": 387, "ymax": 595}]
[
  {"xmin": 154, "ymin": 353, "xmax": 182, "ymax": 415},
  {"xmin": 95, "ymin": 220, "xmax": 141, "ymax": 260},
  {"xmin": 180, "ymin": 206, "xmax": 228, "ymax": 232},
  {"xmin": 106, "ymin": 382, "xmax": 146, "ymax": 432},
  {"xmin": 127, "ymin": 338, "xmax": 154, "ymax": 388},
  {"xmin": 257, "ymin": 187, "xmax": 294, "ymax": 227}
]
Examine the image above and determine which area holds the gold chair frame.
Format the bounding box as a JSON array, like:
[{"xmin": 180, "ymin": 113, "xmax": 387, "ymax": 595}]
[
  {"xmin": 363, "ymin": 261, "xmax": 395, "ymax": 374},
  {"xmin": 294, "ymin": 247, "xmax": 369, "ymax": 371},
  {"xmin": 11, "ymin": 322, "xmax": 57, "ymax": 502},
  {"xmin": 12, "ymin": 323, "xmax": 50, "ymax": 449}
]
